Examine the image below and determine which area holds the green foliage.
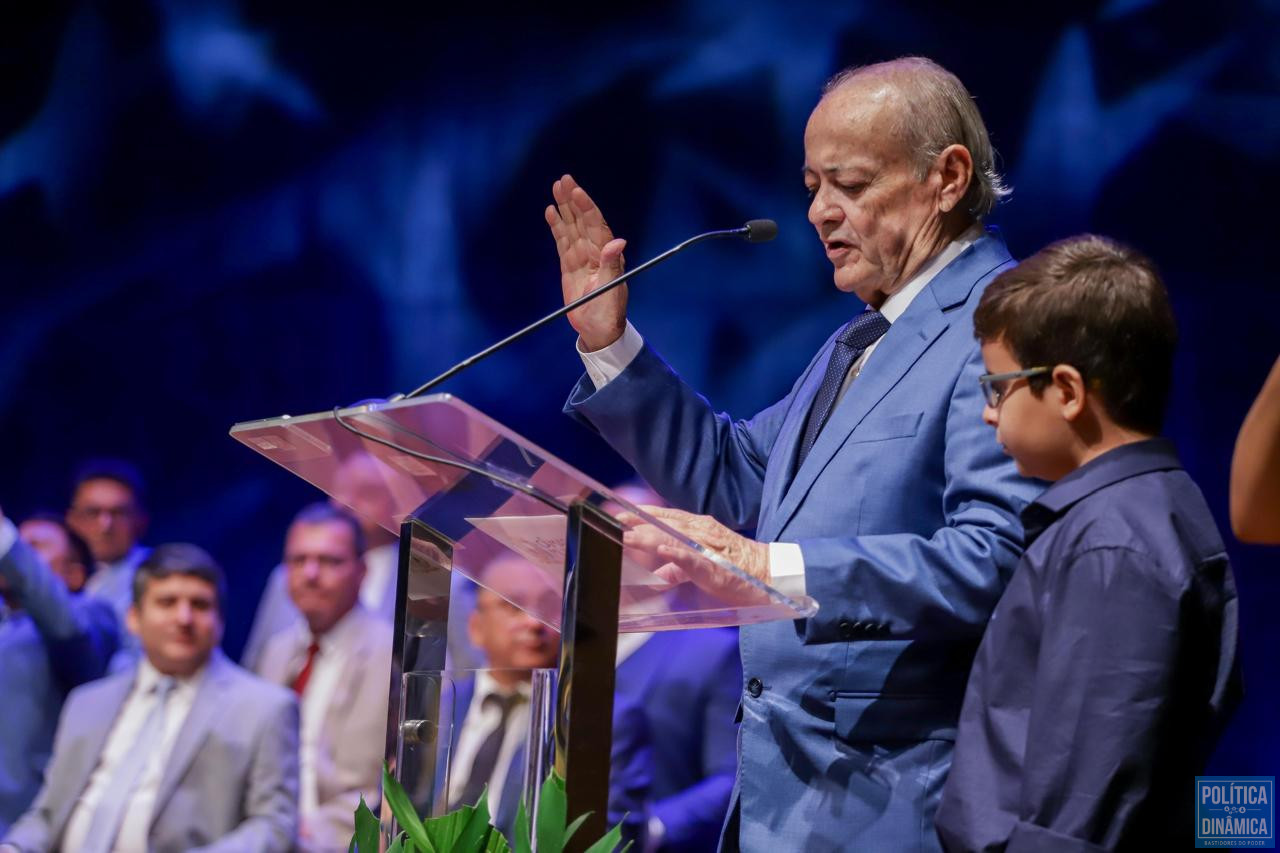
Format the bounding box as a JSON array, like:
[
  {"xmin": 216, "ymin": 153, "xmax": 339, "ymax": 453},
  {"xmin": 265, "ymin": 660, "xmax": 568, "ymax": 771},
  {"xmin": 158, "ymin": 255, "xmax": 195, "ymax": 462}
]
[
  {"xmin": 350, "ymin": 794, "xmax": 380, "ymax": 853},
  {"xmin": 349, "ymin": 763, "xmax": 629, "ymax": 853}
]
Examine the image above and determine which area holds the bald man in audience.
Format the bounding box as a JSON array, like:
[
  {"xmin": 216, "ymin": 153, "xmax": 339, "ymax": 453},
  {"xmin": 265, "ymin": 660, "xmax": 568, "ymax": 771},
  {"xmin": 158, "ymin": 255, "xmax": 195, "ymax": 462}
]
[{"xmin": 255, "ymin": 503, "xmax": 392, "ymax": 852}]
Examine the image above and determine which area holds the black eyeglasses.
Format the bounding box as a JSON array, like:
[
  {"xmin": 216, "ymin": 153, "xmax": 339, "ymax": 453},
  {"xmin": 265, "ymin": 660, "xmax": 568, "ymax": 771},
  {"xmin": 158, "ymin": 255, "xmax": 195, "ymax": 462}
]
[{"xmin": 978, "ymin": 367, "xmax": 1051, "ymax": 408}]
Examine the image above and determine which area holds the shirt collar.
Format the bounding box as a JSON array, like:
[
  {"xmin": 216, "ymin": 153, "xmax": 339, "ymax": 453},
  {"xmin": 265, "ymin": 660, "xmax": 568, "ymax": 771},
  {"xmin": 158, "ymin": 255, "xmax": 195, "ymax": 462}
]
[
  {"xmin": 300, "ymin": 603, "xmax": 366, "ymax": 654},
  {"xmin": 136, "ymin": 654, "xmax": 206, "ymax": 694},
  {"xmin": 1021, "ymin": 438, "xmax": 1183, "ymax": 544},
  {"xmin": 878, "ymin": 223, "xmax": 984, "ymax": 323},
  {"xmin": 100, "ymin": 544, "xmax": 149, "ymax": 575},
  {"xmin": 474, "ymin": 669, "xmax": 533, "ymax": 704}
]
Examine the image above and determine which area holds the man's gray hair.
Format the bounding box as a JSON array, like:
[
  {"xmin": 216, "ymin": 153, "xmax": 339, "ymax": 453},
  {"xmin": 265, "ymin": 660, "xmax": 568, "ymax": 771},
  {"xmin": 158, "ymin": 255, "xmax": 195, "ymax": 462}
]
[{"xmin": 823, "ymin": 57, "xmax": 1010, "ymax": 219}]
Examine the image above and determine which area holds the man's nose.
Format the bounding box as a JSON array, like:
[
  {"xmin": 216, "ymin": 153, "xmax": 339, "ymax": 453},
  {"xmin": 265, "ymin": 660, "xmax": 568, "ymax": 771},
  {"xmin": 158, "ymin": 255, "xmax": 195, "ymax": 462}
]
[
  {"xmin": 807, "ymin": 189, "xmax": 840, "ymax": 228},
  {"xmin": 176, "ymin": 600, "xmax": 194, "ymax": 623},
  {"xmin": 982, "ymin": 404, "xmax": 999, "ymax": 427}
]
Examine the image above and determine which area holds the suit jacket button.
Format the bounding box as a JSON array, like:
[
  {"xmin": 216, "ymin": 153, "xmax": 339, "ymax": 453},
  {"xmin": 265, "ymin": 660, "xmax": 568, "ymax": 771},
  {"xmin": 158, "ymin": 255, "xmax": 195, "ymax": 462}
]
[
  {"xmin": 838, "ymin": 620, "xmax": 854, "ymax": 639},
  {"xmin": 746, "ymin": 677, "xmax": 763, "ymax": 698}
]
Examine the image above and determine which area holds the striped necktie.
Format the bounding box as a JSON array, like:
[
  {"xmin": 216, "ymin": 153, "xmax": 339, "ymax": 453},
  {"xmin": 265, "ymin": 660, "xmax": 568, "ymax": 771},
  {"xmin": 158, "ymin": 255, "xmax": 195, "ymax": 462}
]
[{"xmin": 795, "ymin": 308, "xmax": 891, "ymax": 468}]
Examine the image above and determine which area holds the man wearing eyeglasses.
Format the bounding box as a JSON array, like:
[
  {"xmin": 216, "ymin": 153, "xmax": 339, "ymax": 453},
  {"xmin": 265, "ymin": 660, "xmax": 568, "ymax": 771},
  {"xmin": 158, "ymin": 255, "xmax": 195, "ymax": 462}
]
[{"xmin": 66, "ymin": 459, "xmax": 150, "ymax": 669}]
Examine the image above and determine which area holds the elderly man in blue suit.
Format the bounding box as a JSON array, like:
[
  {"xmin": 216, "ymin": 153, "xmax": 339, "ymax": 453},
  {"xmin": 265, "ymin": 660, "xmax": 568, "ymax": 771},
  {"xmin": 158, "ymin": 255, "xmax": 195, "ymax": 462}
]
[{"xmin": 545, "ymin": 56, "xmax": 1038, "ymax": 850}]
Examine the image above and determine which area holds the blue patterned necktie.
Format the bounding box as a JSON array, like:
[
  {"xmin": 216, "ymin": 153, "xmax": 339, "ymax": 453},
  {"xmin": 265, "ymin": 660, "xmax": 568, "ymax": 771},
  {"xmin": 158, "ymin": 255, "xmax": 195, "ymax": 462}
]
[
  {"xmin": 796, "ymin": 308, "xmax": 891, "ymax": 468},
  {"xmin": 81, "ymin": 675, "xmax": 177, "ymax": 853}
]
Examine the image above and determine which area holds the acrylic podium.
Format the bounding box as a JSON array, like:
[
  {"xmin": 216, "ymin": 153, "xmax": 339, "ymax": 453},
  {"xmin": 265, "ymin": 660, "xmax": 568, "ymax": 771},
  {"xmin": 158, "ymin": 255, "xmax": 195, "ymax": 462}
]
[{"xmin": 230, "ymin": 394, "xmax": 817, "ymax": 849}]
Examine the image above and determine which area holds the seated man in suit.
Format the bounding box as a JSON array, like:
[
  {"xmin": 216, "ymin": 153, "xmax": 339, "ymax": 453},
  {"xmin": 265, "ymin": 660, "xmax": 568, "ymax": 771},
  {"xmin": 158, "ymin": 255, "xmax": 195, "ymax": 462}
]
[
  {"xmin": 65, "ymin": 459, "xmax": 150, "ymax": 630},
  {"xmin": 3, "ymin": 543, "xmax": 298, "ymax": 853},
  {"xmin": 0, "ymin": 509, "xmax": 118, "ymax": 834},
  {"xmin": 451, "ymin": 557, "xmax": 650, "ymax": 846},
  {"xmin": 241, "ymin": 452, "xmax": 481, "ymax": 673},
  {"xmin": 16, "ymin": 513, "xmax": 95, "ymax": 594},
  {"xmin": 616, "ymin": 628, "xmax": 739, "ymax": 853},
  {"xmin": 607, "ymin": 482, "xmax": 741, "ymax": 853},
  {"xmin": 255, "ymin": 503, "xmax": 392, "ymax": 852}
]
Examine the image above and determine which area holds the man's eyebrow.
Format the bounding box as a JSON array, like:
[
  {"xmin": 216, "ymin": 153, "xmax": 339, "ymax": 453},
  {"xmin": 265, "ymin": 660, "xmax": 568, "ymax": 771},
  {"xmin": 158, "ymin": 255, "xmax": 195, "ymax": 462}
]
[{"xmin": 801, "ymin": 164, "xmax": 873, "ymax": 176}]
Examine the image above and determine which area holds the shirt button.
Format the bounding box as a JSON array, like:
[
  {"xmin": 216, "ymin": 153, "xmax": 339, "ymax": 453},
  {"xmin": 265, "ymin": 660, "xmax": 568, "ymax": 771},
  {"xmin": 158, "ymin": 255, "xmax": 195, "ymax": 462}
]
[{"xmin": 746, "ymin": 677, "xmax": 763, "ymax": 698}]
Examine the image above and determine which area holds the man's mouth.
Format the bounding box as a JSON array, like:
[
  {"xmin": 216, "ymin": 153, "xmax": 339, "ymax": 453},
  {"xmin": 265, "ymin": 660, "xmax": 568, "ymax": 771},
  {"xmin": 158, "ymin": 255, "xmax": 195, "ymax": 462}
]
[{"xmin": 824, "ymin": 239, "xmax": 854, "ymax": 261}]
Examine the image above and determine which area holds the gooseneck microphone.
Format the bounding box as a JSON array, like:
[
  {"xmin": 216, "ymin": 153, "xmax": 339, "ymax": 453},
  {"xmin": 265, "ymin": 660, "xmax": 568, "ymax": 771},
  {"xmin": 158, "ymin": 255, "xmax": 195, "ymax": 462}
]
[{"xmin": 395, "ymin": 219, "xmax": 777, "ymax": 400}]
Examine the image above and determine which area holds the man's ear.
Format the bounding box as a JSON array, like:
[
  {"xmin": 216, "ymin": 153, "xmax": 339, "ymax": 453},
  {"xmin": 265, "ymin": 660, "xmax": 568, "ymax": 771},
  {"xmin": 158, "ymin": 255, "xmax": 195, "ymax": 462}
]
[
  {"xmin": 126, "ymin": 604, "xmax": 141, "ymax": 637},
  {"xmin": 934, "ymin": 144, "xmax": 974, "ymax": 214},
  {"xmin": 467, "ymin": 610, "xmax": 483, "ymax": 648},
  {"xmin": 1052, "ymin": 364, "xmax": 1088, "ymax": 422}
]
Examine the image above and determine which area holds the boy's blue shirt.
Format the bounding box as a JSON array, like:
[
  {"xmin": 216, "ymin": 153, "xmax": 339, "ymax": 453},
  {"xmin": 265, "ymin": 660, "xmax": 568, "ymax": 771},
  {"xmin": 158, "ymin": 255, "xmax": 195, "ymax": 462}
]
[{"xmin": 936, "ymin": 438, "xmax": 1243, "ymax": 852}]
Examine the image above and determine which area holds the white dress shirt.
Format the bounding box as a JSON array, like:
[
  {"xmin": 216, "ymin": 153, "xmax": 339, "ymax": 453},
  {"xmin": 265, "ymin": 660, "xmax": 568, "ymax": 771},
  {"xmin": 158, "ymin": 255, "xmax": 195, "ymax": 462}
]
[
  {"xmin": 61, "ymin": 659, "xmax": 204, "ymax": 853},
  {"xmin": 288, "ymin": 606, "xmax": 367, "ymax": 818},
  {"xmin": 446, "ymin": 671, "xmax": 531, "ymax": 817},
  {"xmin": 359, "ymin": 543, "xmax": 397, "ymax": 613},
  {"xmin": 578, "ymin": 226, "xmax": 984, "ymax": 598}
]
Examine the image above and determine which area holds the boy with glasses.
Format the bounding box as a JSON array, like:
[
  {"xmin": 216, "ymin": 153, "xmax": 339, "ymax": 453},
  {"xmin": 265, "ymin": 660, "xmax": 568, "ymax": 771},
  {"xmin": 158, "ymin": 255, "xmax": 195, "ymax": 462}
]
[{"xmin": 935, "ymin": 235, "xmax": 1242, "ymax": 851}]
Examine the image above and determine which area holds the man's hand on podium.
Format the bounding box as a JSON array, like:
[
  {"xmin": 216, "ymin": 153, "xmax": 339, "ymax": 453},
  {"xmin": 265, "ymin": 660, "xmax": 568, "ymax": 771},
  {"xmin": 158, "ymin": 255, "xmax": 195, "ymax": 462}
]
[{"xmin": 618, "ymin": 506, "xmax": 774, "ymax": 605}]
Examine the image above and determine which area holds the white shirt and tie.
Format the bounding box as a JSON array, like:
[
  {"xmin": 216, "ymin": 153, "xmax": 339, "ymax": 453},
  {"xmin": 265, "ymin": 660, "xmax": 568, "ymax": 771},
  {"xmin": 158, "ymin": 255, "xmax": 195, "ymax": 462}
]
[
  {"xmin": 577, "ymin": 226, "xmax": 983, "ymax": 598},
  {"xmin": 446, "ymin": 671, "xmax": 531, "ymax": 817},
  {"xmin": 60, "ymin": 660, "xmax": 204, "ymax": 853},
  {"xmin": 284, "ymin": 607, "xmax": 364, "ymax": 821}
]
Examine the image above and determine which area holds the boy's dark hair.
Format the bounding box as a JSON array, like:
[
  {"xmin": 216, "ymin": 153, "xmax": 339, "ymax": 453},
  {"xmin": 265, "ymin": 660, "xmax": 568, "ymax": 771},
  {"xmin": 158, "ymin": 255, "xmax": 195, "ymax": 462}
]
[
  {"xmin": 70, "ymin": 457, "xmax": 148, "ymax": 509},
  {"xmin": 24, "ymin": 511, "xmax": 95, "ymax": 574},
  {"xmin": 973, "ymin": 234, "xmax": 1178, "ymax": 435},
  {"xmin": 133, "ymin": 543, "xmax": 227, "ymax": 615},
  {"xmin": 290, "ymin": 502, "xmax": 367, "ymax": 556}
]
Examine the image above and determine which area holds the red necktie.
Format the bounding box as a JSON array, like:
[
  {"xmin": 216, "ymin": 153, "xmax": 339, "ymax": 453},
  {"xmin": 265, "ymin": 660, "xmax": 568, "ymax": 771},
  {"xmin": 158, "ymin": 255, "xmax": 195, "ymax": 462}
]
[{"xmin": 291, "ymin": 640, "xmax": 321, "ymax": 694}]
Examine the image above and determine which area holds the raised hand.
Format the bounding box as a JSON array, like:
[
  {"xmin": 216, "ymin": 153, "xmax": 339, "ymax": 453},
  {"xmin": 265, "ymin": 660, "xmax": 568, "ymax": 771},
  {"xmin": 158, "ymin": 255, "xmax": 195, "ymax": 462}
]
[{"xmin": 544, "ymin": 174, "xmax": 629, "ymax": 351}]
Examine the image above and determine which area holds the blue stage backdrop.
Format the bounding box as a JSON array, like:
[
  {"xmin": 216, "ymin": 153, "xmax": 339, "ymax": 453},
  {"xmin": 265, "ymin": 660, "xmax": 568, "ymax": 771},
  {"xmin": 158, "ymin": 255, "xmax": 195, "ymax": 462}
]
[{"xmin": 2, "ymin": 2, "xmax": 1276, "ymax": 776}]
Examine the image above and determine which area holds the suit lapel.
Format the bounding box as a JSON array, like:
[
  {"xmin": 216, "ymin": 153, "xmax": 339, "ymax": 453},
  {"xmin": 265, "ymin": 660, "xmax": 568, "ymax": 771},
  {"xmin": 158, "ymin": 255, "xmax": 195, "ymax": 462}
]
[
  {"xmin": 760, "ymin": 232, "xmax": 1014, "ymax": 543},
  {"xmin": 52, "ymin": 674, "xmax": 136, "ymax": 832},
  {"xmin": 150, "ymin": 652, "xmax": 232, "ymax": 821},
  {"xmin": 758, "ymin": 334, "xmax": 836, "ymax": 531},
  {"xmin": 763, "ymin": 310, "xmax": 948, "ymax": 541}
]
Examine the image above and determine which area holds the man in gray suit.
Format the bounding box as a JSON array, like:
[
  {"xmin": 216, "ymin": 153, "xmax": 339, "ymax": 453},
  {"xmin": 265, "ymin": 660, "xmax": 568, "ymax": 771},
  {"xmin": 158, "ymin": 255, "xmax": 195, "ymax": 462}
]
[
  {"xmin": 2, "ymin": 543, "xmax": 299, "ymax": 853},
  {"xmin": 255, "ymin": 504, "xmax": 391, "ymax": 853}
]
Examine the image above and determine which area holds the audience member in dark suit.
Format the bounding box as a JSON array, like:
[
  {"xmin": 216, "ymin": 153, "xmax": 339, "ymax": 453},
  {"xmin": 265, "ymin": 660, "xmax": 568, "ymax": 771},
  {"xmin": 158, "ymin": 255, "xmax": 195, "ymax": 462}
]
[
  {"xmin": 0, "ymin": 510, "xmax": 117, "ymax": 834},
  {"xmin": 616, "ymin": 629, "xmax": 739, "ymax": 853},
  {"xmin": 65, "ymin": 459, "xmax": 150, "ymax": 669},
  {"xmin": 255, "ymin": 503, "xmax": 392, "ymax": 852},
  {"xmin": 3, "ymin": 543, "xmax": 298, "ymax": 853},
  {"xmin": 605, "ymin": 481, "xmax": 741, "ymax": 852},
  {"xmin": 450, "ymin": 563, "xmax": 650, "ymax": 845}
]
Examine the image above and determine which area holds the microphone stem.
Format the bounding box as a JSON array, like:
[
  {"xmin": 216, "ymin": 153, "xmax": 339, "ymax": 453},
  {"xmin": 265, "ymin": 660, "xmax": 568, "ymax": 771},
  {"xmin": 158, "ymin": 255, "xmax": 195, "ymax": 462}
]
[{"xmin": 400, "ymin": 226, "xmax": 745, "ymax": 399}]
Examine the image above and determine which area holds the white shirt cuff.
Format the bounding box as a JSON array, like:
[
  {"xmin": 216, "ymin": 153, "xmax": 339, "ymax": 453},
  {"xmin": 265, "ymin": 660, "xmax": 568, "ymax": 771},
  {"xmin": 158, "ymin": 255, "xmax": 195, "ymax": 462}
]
[
  {"xmin": 0, "ymin": 516, "xmax": 16, "ymax": 559},
  {"xmin": 578, "ymin": 321, "xmax": 645, "ymax": 390},
  {"xmin": 767, "ymin": 542, "xmax": 806, "ymax": 598}
]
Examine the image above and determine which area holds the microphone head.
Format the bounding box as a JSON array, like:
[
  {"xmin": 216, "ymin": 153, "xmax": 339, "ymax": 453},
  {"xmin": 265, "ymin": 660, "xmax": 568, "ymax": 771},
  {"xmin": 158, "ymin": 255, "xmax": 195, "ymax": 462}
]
[{"xmin": 743, "ymin": 219, "xmax": 778, "ymax": 243}]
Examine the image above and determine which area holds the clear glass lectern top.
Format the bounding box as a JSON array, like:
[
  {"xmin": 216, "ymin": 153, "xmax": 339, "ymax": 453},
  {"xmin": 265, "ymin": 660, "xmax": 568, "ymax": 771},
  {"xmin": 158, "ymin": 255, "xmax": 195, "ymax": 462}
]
[{"xmin": 230, "ymin": 394, "xmax": 817, "ymax": 632}]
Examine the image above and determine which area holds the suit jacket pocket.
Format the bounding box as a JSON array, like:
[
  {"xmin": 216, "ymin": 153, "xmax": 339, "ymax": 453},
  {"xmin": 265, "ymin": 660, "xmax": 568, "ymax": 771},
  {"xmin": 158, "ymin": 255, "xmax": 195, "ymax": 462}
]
[
  {"xmin": 846, "ymin": 412, "xmax": 923, "ymax": 444},
  {"xmin": 834, "ymin": 692, "xmax": 958, "ymax": 744}
]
